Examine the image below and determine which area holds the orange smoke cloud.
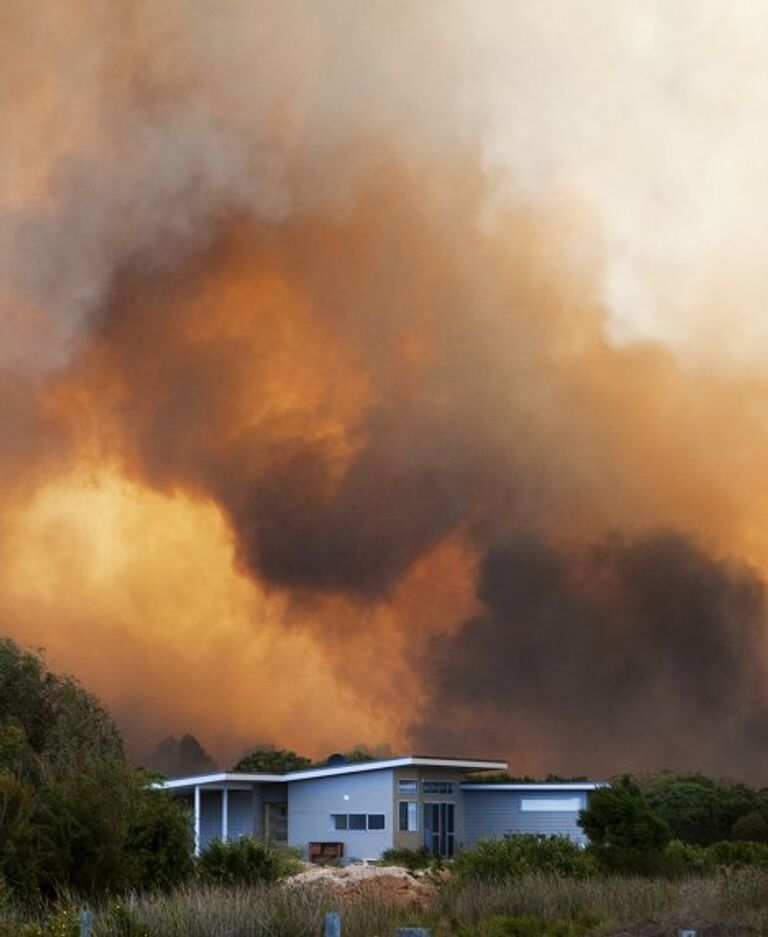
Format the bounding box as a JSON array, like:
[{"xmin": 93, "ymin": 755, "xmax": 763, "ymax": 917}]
[{"xmin": 5, "ymin": 1, "xmax": 768, "ymax": 775}]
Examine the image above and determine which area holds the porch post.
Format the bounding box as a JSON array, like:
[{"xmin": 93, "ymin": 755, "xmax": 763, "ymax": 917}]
[
  {"xmin": 221, "ymin": 787, "xmax": 229, "ymax": 843},
  {"xmin": 194, "ymin": 785, "xmax": 201, "ymax": 857}
]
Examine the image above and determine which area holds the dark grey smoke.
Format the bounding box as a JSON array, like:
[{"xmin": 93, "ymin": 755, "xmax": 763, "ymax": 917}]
[
  {"xmin": 414, "ymin": 530, "xmax": 768, "ymax": 779},
  {"xmin": 232, "ymin": 415, "xmax": 472, "ymax": 597}
]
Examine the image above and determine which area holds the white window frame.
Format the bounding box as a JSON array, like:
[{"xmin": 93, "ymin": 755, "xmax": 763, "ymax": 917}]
[
  {"xmin": 520, "ymin": 797, "xmax": 582, "ymax": 812},
  {"xmin": 398, "ymin": 778, "xmax": 418, "ymax": 794}
]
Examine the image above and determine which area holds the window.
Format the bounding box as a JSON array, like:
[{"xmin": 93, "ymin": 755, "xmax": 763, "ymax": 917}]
[
  {"xmin": 398, "ymin": 801, "xmax": 419, "ymax": 832},
  {"xmin": 520, "ymin": 797, "xmax": 582, "ymax": 812},
  {"xmin": 422, "ymin": 780, "xmax": 454, "ymax": 795},
  {"xmin": 331, "ymin": 813, "xmax": 386, "ymax": 831},
  {"xmin": 398, "ymin": 779, "xmax": 418, "ymax": 793}
]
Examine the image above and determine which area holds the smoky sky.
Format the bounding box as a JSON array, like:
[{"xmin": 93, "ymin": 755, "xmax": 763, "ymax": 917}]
[
  {"xmin": 415, "ymin": 530, "xmax": 768, "ymax": 778},
  {"xmin": 7, "ymin": 2, "xmax": 768, "ymax": 773}
]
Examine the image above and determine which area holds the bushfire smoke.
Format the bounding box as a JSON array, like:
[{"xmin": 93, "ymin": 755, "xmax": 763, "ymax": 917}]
[{"xmin": 3, "ymin": 1, "xmax": 768, "ymax": 776}]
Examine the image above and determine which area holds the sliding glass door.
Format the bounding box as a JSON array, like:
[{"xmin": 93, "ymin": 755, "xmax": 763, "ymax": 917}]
[{"xmin": 423, "ymin": 802, "xmax": 455, "ymax": 857}]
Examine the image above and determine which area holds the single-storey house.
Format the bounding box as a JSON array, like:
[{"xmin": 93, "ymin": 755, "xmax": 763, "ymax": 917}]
[{"xmin": 159, "ymin": 754, "xmax": 603, "ymax": 860}]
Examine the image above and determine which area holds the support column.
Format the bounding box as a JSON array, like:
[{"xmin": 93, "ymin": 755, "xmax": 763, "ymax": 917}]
[
  {"xmin": 222, "ymin": 788, "xmax": 229, "ymax": 843},
  {"xmin": 194, "ymin": 785, "xmax": 201, "ymax": 857}
]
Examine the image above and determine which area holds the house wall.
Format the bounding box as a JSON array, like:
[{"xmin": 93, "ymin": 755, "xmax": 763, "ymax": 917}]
[
  {"xmin": 392, "ymin": 766, "xmax": 467, "ymax": 852},
  {"xmin": 287, "ymin": 769, "xmax": 394, "ymax": 860},
  {"xmin": 462, "ymin": 789, "xmax": 590, "ymax": 846},
  {"xmin": 227, "ymin": 789, "xmax": 257, "ymax": 840}
]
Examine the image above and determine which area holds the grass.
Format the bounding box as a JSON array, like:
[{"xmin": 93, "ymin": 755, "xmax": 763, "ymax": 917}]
[{"xmin": 4, "ymin": 871, "xmax": 768, "ymax": 936}]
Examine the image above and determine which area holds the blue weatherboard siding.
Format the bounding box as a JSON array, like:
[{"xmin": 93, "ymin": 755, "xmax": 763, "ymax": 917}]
[
  {"xmin": 287, "ymin": 768, "xmax": 394, "ymax": 860},
  {"xmin": 462, "ymin": 789, "xmax": 589, "ymax": 846}
]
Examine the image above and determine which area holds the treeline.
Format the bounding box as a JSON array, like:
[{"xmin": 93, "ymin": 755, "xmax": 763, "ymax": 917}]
[
  {"xmin": 231, "ymin": 743, "xmax": 392, "ymax": 773},
  {"xmin": 577, "ymin": 774, "xmax": 768, "ymax": 876}
]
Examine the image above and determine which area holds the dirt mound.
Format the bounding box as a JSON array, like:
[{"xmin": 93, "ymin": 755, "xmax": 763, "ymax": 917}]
[{"xmin": 286, "ymin": 862, "xmax": 437, "ymax": 908}]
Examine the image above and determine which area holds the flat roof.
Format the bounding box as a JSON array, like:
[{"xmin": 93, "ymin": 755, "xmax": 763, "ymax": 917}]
[
  {"xmin": 461, "ymin": 782, "xmax": 606, "ymax": 791},
  {"xmin": 158, "ymin": 755, "xmax": 509, "ymax": 791}
]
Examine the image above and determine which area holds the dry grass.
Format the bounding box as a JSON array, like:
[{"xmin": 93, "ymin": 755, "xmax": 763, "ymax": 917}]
[
  {"xmin": 5, "ymin": 871, "xmax": 768, "ymax": 936},
  {"xmin": 439, "ymin": 871, "xmax": 768, "ymax": 936}
]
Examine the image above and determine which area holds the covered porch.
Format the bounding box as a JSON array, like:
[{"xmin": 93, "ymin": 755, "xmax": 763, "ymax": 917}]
[{"xmin": 161, "ymin": 774, "xmax": 288, "ymax": 855}]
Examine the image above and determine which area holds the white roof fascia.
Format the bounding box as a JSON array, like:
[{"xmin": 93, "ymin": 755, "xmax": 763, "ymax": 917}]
[
  {"xmin": 157, "ymin": 772, "xmax": 283, "ymax": 790},
  {"xmin": 460, "ymin": 782, "xmax": 606, "ymax": 791},
  {"xmin": 284, "ymin": 756, "xmax": 508, "ymax": 782},
  {"xmin": 154, "ymin": 757, "xmax": 510, "ymax": 790}
]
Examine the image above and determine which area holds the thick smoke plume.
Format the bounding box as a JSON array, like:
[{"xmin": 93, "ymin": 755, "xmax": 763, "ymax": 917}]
[
  {"xmin": 4, "ymin": 2, "xmax": 768, "ymax": 775},
  {"xmin": 418, "ymin": 532, "xmax": 768, "ymax": 777}
]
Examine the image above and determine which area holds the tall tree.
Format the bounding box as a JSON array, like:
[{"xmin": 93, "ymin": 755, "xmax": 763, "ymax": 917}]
[{"xmin": 0, "ymin": 638, "xmax": 193, "ymax": 898}]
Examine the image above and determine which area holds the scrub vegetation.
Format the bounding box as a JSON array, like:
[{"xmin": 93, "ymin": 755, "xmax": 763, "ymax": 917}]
[{"xmin": 5, "ymin": 873, "xmax": 768, "ymax": 937}]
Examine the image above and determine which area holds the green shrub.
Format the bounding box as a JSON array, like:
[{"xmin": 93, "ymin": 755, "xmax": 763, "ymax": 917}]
[
  {"xmin": 197, "ymin": 837, "xmax": 302, "ymax": 885},
  {"xmin": 708, "ymin": 840, "xmax": 768, "ymax": 868},
  {"xmin": 99, "ymin": 902, "xmax": 150, "ymax": 937},
  {"xmin": 662, "ymin": 839, "xmax": 713, "ymax": 875},
  {"xmin": 455, "ymin": 836, "xmax": 596, "ymax": 882},
  {"xmin": 380, "ymin": 847, "xmax": 431, "ymax": 870},
  {"xmin": 124, "ymin": 786, "xmax": 194, "ymax": 891},
  {"xmin": 730, "ymin": 810, "xmax": 768, "ymax": 842}
]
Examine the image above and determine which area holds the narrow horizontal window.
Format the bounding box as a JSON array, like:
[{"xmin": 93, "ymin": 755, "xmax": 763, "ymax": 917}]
[
  {"xmin": 398, "ymin": 779, "xmax": 418, "ymax": 793},
  {"xmin": 422, "ymin": 780, "xmax": 454, "ymax": 795},
  {"xmin": 349, "ymin": 814, "xmax": 367, "ymax": 830},
  {"xmin": 331, "ymin": 812, "xmax": 387, "ymax": 831},
  {"xmin": 520, "ymin": 797, "xmax": 582, "ymax": 812}
]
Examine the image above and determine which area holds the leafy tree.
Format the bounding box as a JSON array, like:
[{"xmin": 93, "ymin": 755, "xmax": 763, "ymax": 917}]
[
  {"xmin": 150, "ymin": 734, "xmax": 217, "ymax": 777},
  {"xmin": 124, "ymin": 780, "xmax": 195, "ymax": 891},
  {"xmin": 639, "ymin": 772, "xmax": 766, "ymax": 845},
  {"xmin": 233, "ymin": 747, "xmax": 312, "ymax": 773},
  {"xmin": 731, "ymin": 810, "xmax": 768, "ymax": 842},
  {"xmin": 580, "ymin": 776, "xmax": 670, "ymax": 851},
  {"xmin": 339, "ymin": 744, "xmax": 392, "ymax": 763},
  {"xmin": 0, "ymin": 759, "xmax": 40, "ymax": 898},
  {"xmin": 0, "ymin": 637, "xmax": 194, "ymax": 898}
]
